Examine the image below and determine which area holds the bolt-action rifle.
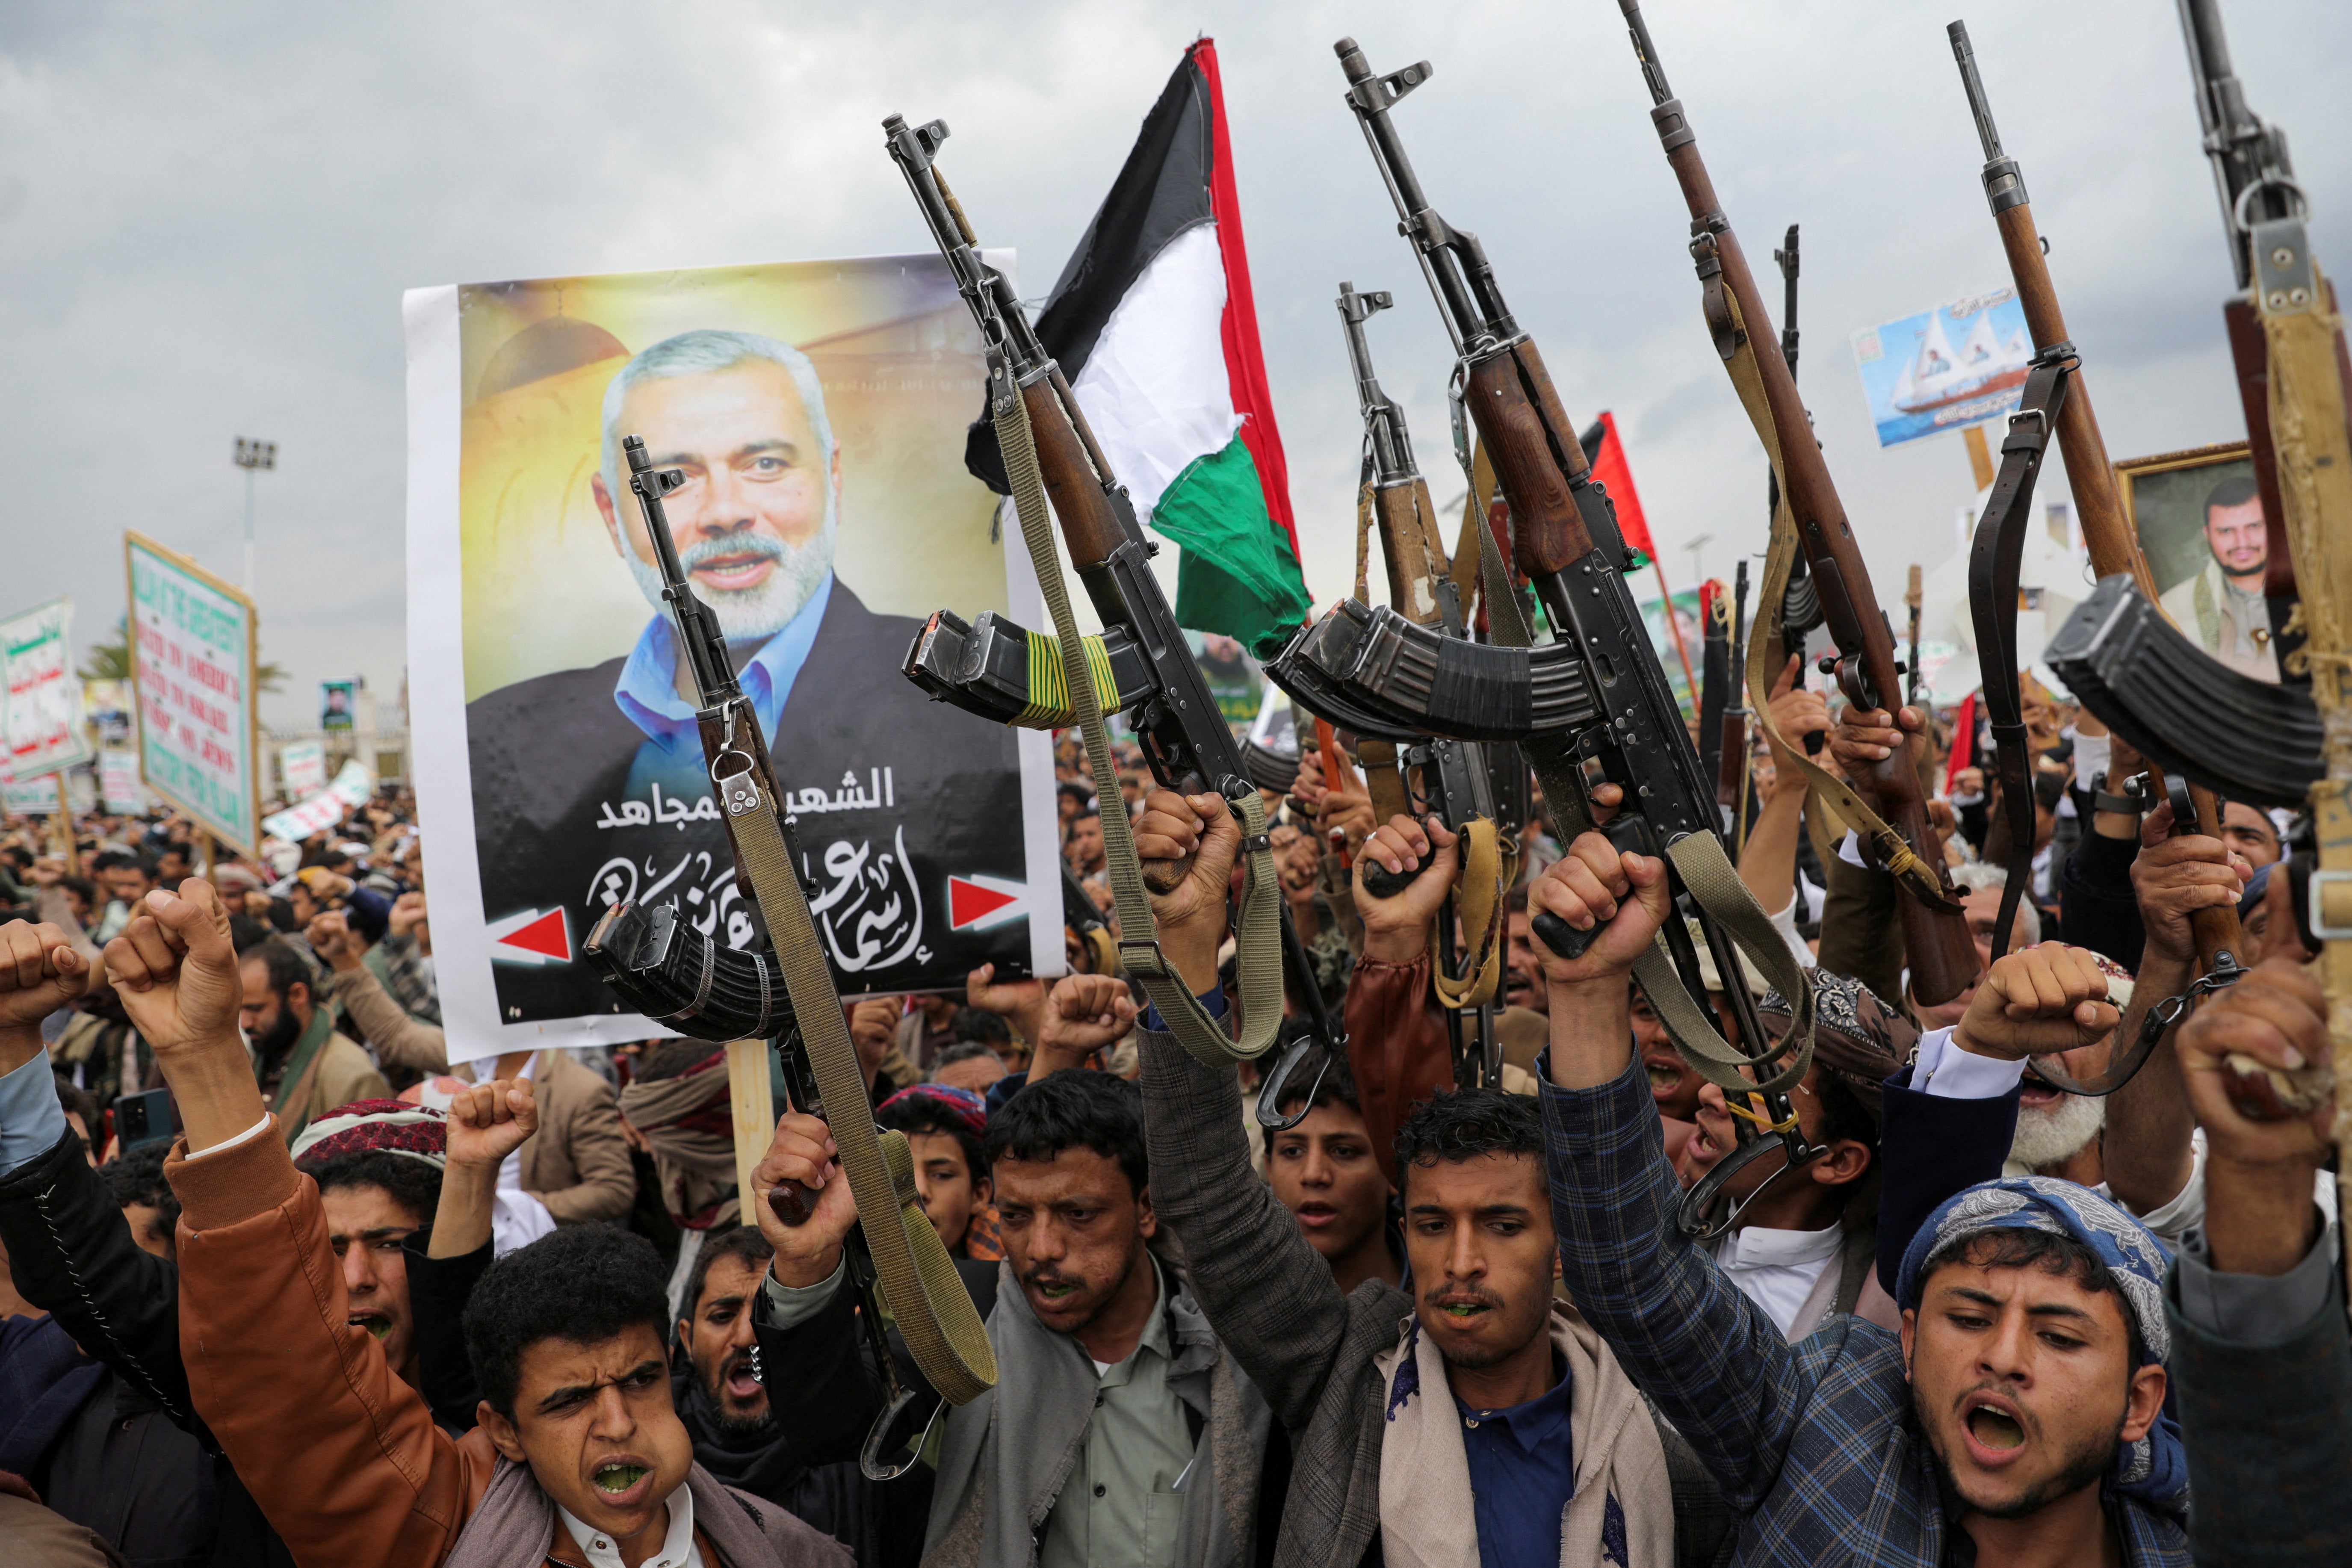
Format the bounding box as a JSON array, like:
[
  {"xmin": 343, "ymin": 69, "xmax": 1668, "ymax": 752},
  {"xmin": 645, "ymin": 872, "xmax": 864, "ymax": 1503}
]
[
  {"xmin": 1271, "ymin": 38, "xmax": 1820, "ymax": 1237},
  {"xmin": 1617, "ymin": 0, "xmax": 1981, "ymax": 1009},
  {"xmin": 581, "ymin": 438, "xmax": 996, "ymax": 1476},
  {"xmin": 882, "ymin": 113, "xmax": 1339, "ymax": 1126},
  {"xmin": 1945, "ymin": 21, "xmax": 2245, "ymax": 1096}
]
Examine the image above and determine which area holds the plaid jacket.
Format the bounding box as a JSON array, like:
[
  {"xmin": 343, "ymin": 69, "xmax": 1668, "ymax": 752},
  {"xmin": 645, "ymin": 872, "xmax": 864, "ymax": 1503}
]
[{"xmin": 1541, "ymin": 1059, "xmax": 2188, "ymax": 1568}]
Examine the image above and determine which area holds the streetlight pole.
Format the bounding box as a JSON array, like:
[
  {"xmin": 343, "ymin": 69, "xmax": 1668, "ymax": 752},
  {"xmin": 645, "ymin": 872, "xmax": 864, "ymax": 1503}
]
[{"xmin": 233, "ymin": 437, "xmax": 277, "ymax": 594}]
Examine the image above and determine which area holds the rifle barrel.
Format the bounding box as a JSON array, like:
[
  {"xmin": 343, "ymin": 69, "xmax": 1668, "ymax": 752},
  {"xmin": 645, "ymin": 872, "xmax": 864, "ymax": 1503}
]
[{"xmin": 1947, "ymin": 23, "xmax": 2028, "ymax": 214}]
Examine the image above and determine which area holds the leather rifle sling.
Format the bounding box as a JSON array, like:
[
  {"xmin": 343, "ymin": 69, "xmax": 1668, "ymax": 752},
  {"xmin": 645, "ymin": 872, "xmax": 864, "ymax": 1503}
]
[
  {"xmin": 1466, "ymin": 459, "xmax": 1816, "ymax": 1095},
  {"xmin": 1718, "ymin": 283, "xmax": 1955, "ymax": 909},
  {"xmin": 2253, "ymin": 230, "xmax": 2352, "ymax": 1312},
  {"xmin": 1967, "ymin": 351, "xmax": 2074, "ymax": 961},
  {"xmin": 990, "ymin": 360, "xmax": 1285, "ymax": 1067},
  {"xmin": 714, "ymin": 721, "xmax": 997, "ymax": 1404},
  {"xmin": 1350, "ymin": 479, "xmax": 1414, "ymax": 824}
]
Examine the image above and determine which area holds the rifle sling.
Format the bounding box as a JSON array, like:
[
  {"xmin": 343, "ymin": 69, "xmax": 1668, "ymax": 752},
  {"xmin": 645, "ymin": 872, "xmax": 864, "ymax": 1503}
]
[
  {"xmin": 991, "ymin": 359, "xmax": 1285, "ymax": 1068},
  {"xmin": 1967, "ymin": 352, "xmax": 2075, "ymax": 962},
  {"xmin": 1466, "ymin": 455, "xmax": 1815, "ymax": 1096},
  {"xmin": 714, "ymin": 719, "xmax": 997, "ymax": 1405},
  {"xmin": 1714, "ymin": 288, "xmax": 1957, "ymax": 910},
  {"xmin": 2254, "ymin": 236, "xmax": 2352, "ymax": 1315}
]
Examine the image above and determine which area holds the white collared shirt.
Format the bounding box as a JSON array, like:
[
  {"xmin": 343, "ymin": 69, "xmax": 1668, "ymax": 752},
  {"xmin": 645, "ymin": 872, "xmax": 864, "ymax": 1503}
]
[
  {"xmin": 1710, "ymin": 1222, "xmax": 1846, "ymax": 1338},
  {"xmin": 558, "ymin": 1484, "xmax": 702, "ymax": 1568}
]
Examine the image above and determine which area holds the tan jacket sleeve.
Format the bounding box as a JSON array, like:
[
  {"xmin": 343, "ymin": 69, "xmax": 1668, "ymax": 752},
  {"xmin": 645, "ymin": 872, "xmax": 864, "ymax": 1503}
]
[
  {"xmin": 168, "ymin": 1122, "xmax": 490, "ymax": 1568},
  {"xmin": 531, "ymin": 1059, "xmax": 635, "ymax": 1226},
  {"xmin": 332, "ymin": 961, "xmax": 449, "ymax": 1075}
]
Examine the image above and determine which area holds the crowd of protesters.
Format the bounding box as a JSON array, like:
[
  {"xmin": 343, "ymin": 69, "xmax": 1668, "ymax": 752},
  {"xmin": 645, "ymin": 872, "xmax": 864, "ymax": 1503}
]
[{"xmin": 0, "ymin": 657, "xmax": 2344, "ymax": 1568}]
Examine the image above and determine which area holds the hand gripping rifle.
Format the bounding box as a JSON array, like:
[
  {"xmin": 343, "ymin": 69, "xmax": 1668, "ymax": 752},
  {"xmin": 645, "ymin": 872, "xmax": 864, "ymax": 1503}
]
[
  {"xmin": 1319, "ymin": 281, "xmax": 1510, "ymax": 1088},
  {"xmin": 1946, "ymin": 21, "xmax": 2245, "ymax": 1095},
  {"xmin": 1272, "ymin": 38, "xmax": 1819, "ymax": 1238},
  {"xmin": 882, "ymin": 114, "xmax": 1339, "ymax": 1128},
  {"xmin": 1619, "ymin": 4, "xmax": 1980, "ymax": 1011},
  {"xmin": 579, "ymin": 438, "xmax": 996, "ymax": 1476}
]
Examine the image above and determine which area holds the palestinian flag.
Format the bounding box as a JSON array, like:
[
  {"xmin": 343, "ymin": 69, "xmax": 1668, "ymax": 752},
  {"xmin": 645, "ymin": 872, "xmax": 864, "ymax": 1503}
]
[
  {"xmin": 1576, "ymin": 410, "xmax": 1659, "ymax": 569},
  {"xmin": 968, "ymin": 38, "xmax": 1311, "ymax": 656}
]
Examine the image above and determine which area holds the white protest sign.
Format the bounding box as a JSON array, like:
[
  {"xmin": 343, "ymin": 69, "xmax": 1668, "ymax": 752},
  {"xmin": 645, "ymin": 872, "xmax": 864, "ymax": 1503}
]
[
  {"xmin": 127, "ymin": 533, "xmax": 260, "ymax": 856},
  {"xmin": 99, "ymin": 750, "xmax": 145, "ymax": 814},
  {"xmin": 261, "ymin": 758, "xmax": 375, "ymax": 844},
  {"xmin": 279, "ymin": 738, "xmax": 328, "ymax": 798},
  {"xmin": 1, "ymin": 774, "xmax": 63, "ymax": 818},
  {"xmin": 2, "ymin": 597, "xmax": 92, "ymax": 780}
]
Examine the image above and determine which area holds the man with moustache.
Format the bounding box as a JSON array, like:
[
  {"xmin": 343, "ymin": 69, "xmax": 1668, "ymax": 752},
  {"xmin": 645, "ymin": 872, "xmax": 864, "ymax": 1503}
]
[
  {"xmin": 2157, "ymin": 473, "xmax": 2277, "ymax": 682},
  {"xmin": 753, "ymin": 1063, "xmax": 1272, "ymax": 1568},
  {"xmin": 1529, "ymin": 834, "xmax": 2194, "ymax": 1565},
  {"xmin": 1125, "ymin": 786, "xmax": 1729, "ymax": 1568},
  {"xmin": 465, "ymin": 328, "xmax": 1022, "ymax": 1023}
]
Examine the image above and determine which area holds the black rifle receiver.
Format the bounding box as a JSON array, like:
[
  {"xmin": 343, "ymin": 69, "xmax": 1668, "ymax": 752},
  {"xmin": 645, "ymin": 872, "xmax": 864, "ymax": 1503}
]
[
  {"xmin": 881, "ymin": 113, "xmax": 1342, "ymax": 1125},
  {"xmin": 1294, "ymin": 39, "xmax": 1777, "ymax": 1090}
]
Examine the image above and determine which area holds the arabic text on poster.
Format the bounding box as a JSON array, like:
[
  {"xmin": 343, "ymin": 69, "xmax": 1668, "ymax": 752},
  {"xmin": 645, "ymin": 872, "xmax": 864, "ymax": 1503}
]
[{"xmin": 126, "ymin": 533, "xmax": 259, "ymax": 855}]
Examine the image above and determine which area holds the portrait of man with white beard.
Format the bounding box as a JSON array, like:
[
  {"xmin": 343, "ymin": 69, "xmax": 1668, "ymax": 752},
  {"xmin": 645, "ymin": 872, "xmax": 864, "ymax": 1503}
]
[{"xmin": 462, "ymin": 323, "xmax": 1025, "ymax": 1026}]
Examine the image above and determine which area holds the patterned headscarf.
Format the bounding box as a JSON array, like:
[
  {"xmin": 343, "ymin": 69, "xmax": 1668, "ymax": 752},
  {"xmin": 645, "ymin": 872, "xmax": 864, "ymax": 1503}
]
[
  {"xmin": 289, "ymin": 1098, "xmax": 446, "ymax": 1169},
  {"xmin": 1756, "ymin": 970, "xmax": 1915, "ymax": 1117},
  {"xmin": 1896, "ymin": 1176, "xmax": 2186, "ymax": 1513},
  {"xmin": 877, "ymin": 1082, "xmax": 988, "ymax": 1142}
]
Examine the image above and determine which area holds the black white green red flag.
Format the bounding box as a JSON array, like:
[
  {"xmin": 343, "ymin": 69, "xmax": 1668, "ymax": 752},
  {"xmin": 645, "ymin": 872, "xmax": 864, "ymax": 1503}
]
[{"xmin": 968, "ymin": 38, "xmax": 1312, "ymax": 656}]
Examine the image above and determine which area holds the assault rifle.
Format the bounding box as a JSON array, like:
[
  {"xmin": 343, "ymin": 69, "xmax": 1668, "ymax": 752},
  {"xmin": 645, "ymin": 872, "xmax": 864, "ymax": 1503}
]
[
  {"xmin": 1617, "ymin": 0, "xmax": 1981, "ymax": 1007},
  {"xmin": 2050, "ymin": 0, "xmax": 2334, "ymax": 803},
  {"xmin": 2179, "ymin": 0, "xmax": 2333, "ymax": 673},
  {"xmin": 1946, "ymin": 22, "xmax": 2246, "ymax": 1078},
  {"xmin": 1272, "ymin": 38, "xmax": 1820, "ymax": 1237},
  {"xmin": 882, "ymin": 112, "xmax": 1339, "ymax": 1125},
  {"xmin": 1303, "ymin": 281, "xmax": 1510, "ymax": 1088},
  {"xmin": 581, "ymin": 437, "xmax": 996, "ymax": 1474}
]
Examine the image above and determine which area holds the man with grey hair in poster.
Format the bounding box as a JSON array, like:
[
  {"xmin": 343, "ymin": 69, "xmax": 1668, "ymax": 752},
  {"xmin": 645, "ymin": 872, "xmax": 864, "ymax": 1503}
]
[{"xmin": 466, "ymin": 328, "xmax": 1022, "ymax": 1026}]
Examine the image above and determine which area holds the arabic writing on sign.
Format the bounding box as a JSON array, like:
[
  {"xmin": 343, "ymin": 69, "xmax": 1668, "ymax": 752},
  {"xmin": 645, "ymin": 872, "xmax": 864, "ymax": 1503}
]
[
  {"xmin": 586, "ymin": 847, "xmax": 760, "ymax": 954},
  {"xmin": 785, "ymin": 768, "xmax": 895, "ymax": 821},
  {"xmin": 595, "ymin": 780, "xmax": 721, "ymax": 831},
  {"xmin": 594, "ymin": 768, "xmax": 895, "ymax": 832},
  {"xmin": 807, "ymin": 824, "xmax": 927, "ymax": 973},
  {"xmin": 585, "ymin": 825, "xmax": 927, "ymax": 975}
]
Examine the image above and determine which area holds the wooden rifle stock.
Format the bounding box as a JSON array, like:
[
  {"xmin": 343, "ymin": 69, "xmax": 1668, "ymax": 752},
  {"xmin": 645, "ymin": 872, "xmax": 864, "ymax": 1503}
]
[
  {"xmin": 1646, "ymin": 103, "xmax": 1978, "ymax": 1003},
  {"xmin": 1462, "ymin": 346, "xmax": 1595, "ymax": 580},
  {"xmin": 1374, "ymin": 480, "xmax": 1453, "ymax": 626},
  {"xmin": 1019, "ymin": 375, "xmax": 1128, "ymax": 570},
  {"xmin": 1980, "ymin": 137, "xmax": 2248, "ymax": 971}
]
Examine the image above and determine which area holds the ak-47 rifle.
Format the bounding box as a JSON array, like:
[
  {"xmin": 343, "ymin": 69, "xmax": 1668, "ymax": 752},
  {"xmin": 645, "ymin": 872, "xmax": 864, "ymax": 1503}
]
[
  {"xmin": 2050, "ymin": 0, "xmax": 2338, "ymax": 807},
  {"xmin": 1945, "ymin": 21, "xmax": 2248, "ymax": 1096},
  {"xmin": 1296, "ymin": 281, "xmax": 1510, "ymax": 1088},
  {"xmin": 882, "ymin": 113, "xmax": 1338, "ymax": 1127},
  {"xmin": 2178, "ymin": 0, "xmax": 2339, "ymax": 677},
  {"xmin": 1272, "ymin": 38, "xmax": 1820, "ymax": 1237},
  {"xmin": 580, "ymin": 438, "xmax": 996, "ymax": 1475},
  {"xmin": 1617, "ymin": 1, "xmax": 1981, "ymax": 1008}
]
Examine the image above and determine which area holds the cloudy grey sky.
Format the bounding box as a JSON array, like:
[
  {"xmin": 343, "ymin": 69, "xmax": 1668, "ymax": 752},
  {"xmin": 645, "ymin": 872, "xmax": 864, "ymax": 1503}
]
[{"xmin": 3, "ymin": 0, "xmax": 2343, "ymax": 732}]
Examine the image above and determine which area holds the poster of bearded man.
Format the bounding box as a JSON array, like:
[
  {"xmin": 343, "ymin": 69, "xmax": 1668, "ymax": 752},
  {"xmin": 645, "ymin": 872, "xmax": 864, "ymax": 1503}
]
[{"xmin": 404, "ymin": 254, "xmax": 1059, "ymax": 1060}]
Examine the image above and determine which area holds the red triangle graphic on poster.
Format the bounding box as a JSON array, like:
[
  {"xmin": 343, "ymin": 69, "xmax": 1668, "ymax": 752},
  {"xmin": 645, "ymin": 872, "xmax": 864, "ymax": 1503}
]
[
  {"xmin": 949, "ymin": 877, "xmax": 1021, "ymax": 930},
  {"xmin": 498, "ymin": 908, "xmax": 571, "ymax": 961}
]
